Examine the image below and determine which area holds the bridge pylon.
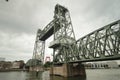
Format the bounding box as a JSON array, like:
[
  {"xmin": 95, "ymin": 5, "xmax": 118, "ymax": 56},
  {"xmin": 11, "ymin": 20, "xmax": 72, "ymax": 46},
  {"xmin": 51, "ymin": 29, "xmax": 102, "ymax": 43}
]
[
  {"xmin": 49, "ymin": 4, "xmax": 86, "ymax": 77},
  {"xmin": 32, "ymin": 29, "xmax": 45, "ymax": 63},
  {"xmin": 49, "ymin": 4, "xmax": 76, "ymax": 64},
  {"xmin": 28, "ymin": 29, "xmax": 45, "ymax": 71}
]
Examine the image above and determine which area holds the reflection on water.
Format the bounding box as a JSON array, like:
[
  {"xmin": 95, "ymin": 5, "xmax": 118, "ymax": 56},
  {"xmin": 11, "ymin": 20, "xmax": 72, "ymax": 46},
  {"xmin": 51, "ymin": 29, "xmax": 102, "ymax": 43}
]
[
  {"xmin": 26, "ymin": 71, "xmax": 49, "ymax": 80},
  {"xmin": 26, "ymin": 71, "xmax": 86, "ymax": 80},
  {"xmin": 0, "ymin": 69, "xmax": 120, "ymax": 80},
  {"xmin": 50, "ymin": 75, "xmax": 86, "ymax": 80},
  {"xmin": 26, "ymin": 72, "xmax": 42, "ymax": 80}
]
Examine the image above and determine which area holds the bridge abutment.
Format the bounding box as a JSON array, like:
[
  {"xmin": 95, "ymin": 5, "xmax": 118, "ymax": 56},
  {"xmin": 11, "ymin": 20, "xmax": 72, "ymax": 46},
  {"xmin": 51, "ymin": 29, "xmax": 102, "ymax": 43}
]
[{"xmin": 50, "ymin": 63, "xmax": 86, "ymax": 77}]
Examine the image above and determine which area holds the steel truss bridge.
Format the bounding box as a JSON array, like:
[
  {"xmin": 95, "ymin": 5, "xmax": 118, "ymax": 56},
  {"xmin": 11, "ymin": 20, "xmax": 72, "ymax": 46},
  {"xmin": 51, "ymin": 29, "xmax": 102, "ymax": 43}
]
[{"xmin": 31, "ymin": 4, "xmax": 120, "ymax": 65}]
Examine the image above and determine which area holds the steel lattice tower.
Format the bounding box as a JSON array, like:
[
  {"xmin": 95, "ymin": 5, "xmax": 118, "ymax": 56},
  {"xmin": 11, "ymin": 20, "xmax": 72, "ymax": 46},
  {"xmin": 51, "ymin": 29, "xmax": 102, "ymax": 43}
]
[
  {"xmin": 32, "ymin": 29, "xmax": 45, "ymax": 64},
  {"xmin": 49, "ymin": 4, "xmax": 76, "ymax": 64}
]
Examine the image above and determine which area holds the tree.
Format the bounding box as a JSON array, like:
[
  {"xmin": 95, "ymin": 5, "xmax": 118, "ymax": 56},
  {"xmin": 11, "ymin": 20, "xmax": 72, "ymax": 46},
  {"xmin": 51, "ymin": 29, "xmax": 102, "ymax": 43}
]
[{"xmin": 44, "ymin": 61, "xmax": 52, "ymax": 68}]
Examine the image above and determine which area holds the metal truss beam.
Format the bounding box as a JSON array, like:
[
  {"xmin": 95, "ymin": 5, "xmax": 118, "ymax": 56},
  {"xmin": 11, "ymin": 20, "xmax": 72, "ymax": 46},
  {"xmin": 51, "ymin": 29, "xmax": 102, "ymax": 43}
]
[
  {"xmin": 39, "ymin": 19, "xmax": 58, "ymax": 41},
  {"xmin": 71, "ymin": 20, "xmax": 120, "ymax": 62}
]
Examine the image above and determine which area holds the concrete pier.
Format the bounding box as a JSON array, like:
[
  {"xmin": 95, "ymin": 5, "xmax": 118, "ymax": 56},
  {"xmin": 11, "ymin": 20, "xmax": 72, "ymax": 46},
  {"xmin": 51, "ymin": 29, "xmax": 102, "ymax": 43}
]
[
  {"xmin": 29, "ymin": 66, "xmax": 43, "ymax": 71},
  {"xmin": 50, "ymin": 63, "xmax": 86, "ymax": 77}
]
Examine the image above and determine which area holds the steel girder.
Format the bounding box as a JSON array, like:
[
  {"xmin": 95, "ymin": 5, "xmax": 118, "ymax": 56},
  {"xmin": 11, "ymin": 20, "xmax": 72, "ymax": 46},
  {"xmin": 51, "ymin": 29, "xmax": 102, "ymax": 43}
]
[{"xmin": 39, "ymin": 19, "xmax": 58, "ymax": 41}]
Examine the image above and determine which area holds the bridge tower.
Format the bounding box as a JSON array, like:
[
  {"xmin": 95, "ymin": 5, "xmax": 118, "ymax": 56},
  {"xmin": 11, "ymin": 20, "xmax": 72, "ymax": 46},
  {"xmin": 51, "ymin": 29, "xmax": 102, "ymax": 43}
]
[
  {"xmin": 30, "ymin": 29, "xmax": 45, "ymax": 71},
  {"xmin": 49, "ymin": 4, "xmax": 76, "ymax": 64},
  {"xmin": 49, "ymin": 4, "xmax": 86, "ymax": 77},
  {"xmin": 32, "ymin": 29, "xmax": 45, "ymax": 63}
]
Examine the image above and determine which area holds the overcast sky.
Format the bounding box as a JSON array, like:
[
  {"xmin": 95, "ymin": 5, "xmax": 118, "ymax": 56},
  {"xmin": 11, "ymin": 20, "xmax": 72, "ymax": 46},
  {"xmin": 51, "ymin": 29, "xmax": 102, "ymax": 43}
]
[{"xmin": 0, "ymin": 0, "xmax": 120, "ymax": 62}]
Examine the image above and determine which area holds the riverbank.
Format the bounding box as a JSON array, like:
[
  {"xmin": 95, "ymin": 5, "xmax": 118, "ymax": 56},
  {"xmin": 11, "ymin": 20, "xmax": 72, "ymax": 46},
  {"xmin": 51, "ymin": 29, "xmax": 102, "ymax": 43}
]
[{"xmin": 0, "ymin": 69, "xmax": 28, "ymax": 72}]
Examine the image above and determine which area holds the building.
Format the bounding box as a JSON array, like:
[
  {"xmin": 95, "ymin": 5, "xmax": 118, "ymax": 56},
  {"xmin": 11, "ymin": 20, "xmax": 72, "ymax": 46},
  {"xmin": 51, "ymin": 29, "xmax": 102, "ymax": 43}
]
[
  {"xmin": 107, "ymin": 61, "xmax": 118, "ymax": 68},
  {"xmin": 12, "ymin": 60, "xmax": 24, "ymax": 69},
  {"xmin": 0, "ymin": 61, "xmax": 12, "ymax": 70},
  {"xmin": 85, "ymin": 62, "xmax": 108, "ymax": 69},
  {"xmin": 0, "ymin": 60, "xmax": 25, "ymax": 71},
  {"xmin": 85, "ymin": 61, "xmax": 119, "ymax": 69}
]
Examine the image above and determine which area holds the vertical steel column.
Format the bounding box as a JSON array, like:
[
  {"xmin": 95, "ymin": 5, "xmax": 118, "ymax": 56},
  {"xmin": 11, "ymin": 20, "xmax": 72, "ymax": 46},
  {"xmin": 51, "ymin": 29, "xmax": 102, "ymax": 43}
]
[{"xmin": 32, "ymin": 29, "xmax": 45, "ymax": 65}]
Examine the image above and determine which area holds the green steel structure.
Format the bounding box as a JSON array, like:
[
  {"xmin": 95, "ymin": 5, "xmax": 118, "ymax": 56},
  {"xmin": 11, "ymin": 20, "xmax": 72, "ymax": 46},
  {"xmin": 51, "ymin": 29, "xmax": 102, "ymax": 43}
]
[
  {"xmin": 34, "ymin": 4, "xmax": 120, "ymax": 64},
  {"xmin": 71, "ymin": 20, "xmax": 120, "ymax": 62},
  {"xmin": 49, "ymin": 4, "xmax": 76, "ymax": 64},
  {"xmin": 32, "ymin": 29, "xmax": 45, "ymax": 63},
  {"xmin": 27, "ymin": 29, "xmax": 45, "ymax": 66}
]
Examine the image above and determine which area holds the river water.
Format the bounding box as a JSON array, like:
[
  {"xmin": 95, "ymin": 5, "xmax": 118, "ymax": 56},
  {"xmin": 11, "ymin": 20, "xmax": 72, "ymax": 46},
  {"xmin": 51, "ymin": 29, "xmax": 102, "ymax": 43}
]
[{"xmin": 0, "ymin": 69, "xmax": 120, "ymax": 80}]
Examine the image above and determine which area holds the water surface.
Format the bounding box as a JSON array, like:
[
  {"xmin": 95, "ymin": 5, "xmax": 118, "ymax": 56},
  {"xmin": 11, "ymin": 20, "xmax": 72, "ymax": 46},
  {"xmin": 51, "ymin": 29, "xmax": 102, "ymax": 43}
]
[{"xmin": 0, "ymin": 69, "xmax": 120, "ymax": 80}]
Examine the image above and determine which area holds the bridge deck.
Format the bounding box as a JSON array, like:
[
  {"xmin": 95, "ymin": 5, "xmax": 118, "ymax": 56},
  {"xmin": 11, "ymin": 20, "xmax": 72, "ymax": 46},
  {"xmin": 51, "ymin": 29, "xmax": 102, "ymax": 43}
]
[
  {"xmin": 39, "ymin": 19, "xmax": 60, "ymax": 41},
  {"xmin": 39, "ymin": 26, "xmax": 54, "ymax": 41},
  {"xmin": 39, "ymin": 20, "xmax": 55, "ymax": 41},
  {"xmin": 70, "ymin": 55, "xmax": 120, "ymax": 63}
]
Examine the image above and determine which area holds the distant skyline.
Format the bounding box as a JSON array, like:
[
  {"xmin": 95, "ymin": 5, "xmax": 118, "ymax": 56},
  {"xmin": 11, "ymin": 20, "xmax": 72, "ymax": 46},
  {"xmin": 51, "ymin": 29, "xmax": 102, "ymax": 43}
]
[{"xmin": 0, "ymin": 0, "xmax": 120, "ymax": 63}]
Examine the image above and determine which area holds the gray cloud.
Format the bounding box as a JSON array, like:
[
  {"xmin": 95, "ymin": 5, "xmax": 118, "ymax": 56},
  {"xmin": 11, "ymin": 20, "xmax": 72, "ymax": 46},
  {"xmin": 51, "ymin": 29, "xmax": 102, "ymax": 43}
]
[{"xmin": 69, "ymin": 0, "xmax": 120, "ymax": 39}]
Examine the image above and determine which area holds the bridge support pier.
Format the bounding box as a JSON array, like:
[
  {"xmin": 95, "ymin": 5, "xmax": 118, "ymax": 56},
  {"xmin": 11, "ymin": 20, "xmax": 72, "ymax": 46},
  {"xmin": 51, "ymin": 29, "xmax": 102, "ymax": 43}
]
[
  {"xmin": 50, "ymin": 63, "xmax": 86, "ymax": 77},
  {"xmin": 29, "ymin": 66, "xmax": 43, "ymax": 71}
]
